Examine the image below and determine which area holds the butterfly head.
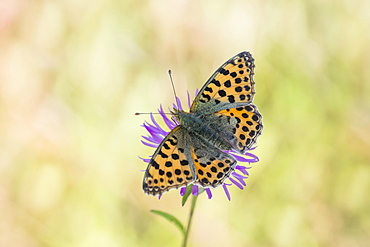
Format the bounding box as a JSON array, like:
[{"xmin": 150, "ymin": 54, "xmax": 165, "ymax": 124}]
[
  {"xmin": 170, "ymin": 108, "xmax": 183, "ymax": 123},
  {"xmin": 171, "ymin": 108, "xmax": 197, "ymax": 130}
]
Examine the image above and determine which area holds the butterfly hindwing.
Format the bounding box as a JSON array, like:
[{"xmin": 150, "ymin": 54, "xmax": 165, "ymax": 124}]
[
  {"xmin": 143, "ymin": 126, "xmax": 196, "ymax": 195},
  {"xmin": 186, "ymin": 134, "xmax": 237, "ymax": 188},
  {"xmin": 188, "ymin": 103, "xmax": 263, "ymax": 154},
  {"xmin": 214, "ymin": 104, "xmax": 263, "ymax": 154},
  {"xmin": 190, "ymin": 51, "xmax": 256, "ymax": 114}
]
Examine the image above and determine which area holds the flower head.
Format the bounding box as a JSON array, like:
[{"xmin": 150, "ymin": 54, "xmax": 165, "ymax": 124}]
[{"xmin": 140, "ymin": 90, "xmax": 260, "ymax": 200}]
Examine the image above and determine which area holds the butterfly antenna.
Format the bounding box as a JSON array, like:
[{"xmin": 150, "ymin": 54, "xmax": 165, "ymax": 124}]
[
  {"xmin": 135, "ymin": 112, "xmax": 171, "ymax": 115},
  {"xmin": 168, "ymin": 70, "xmax": 179, "ymax": 109}
]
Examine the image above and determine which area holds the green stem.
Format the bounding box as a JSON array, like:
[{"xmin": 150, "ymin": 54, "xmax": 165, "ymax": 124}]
[{"xmin": 182, "ymin": 195, "xmax": 198, "ymax": 247}]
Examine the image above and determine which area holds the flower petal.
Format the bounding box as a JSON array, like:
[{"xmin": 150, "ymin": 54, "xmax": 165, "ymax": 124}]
[
  {"xmin": 243, "ymin": 152, "xmax": 259, "ymax": 162},
  {"xmin": 138, "ymin": 156, "xmax": 151, "ymax": 163},
  {"xmin": 150, "ymin": 113, "xmax": 168, "ymax": 136},
  {"xmin": 187, "ymin": 91, "xmax": 191, "ymax": 108},
  {"xmin": 180, "ymin": 187, "xmax": 187, "ymax": 196},
  {"xmin": 235, "ymin": 165, "xmax": 250, "ymax": 176},
  {"xmin": 223, "ymin": 184, "xmax": 231, "ymax": 201},
  {"xmin": 229, "ymin": 177, "xmax": 244, "ymax": 190},
  {"xmin": 143, "ymin": 123, "xmax": 165, "ymax": 143},
  {"xmin": 141, "ymin": 135, "xmax": 160, "ymax": 145},
  {"xmin": 141, "ymin": 140, "xmax": 158, "ymax": 148},
  {"xmin": 228, "ymin": 151, "xmax": 258, "ymax": 163},
  {"xmin": 192, "ymin": 185, "xmax": 199, "ymax": 196},
  {"xmin": 205, "ymin": 188, "xmax": 212, "ymax": 199},
  {"xmin": 176, "ymin": 97, "xmax": 183, "ymax": 111},
  {"xmin": 232, "ymin": 172, "xmax": 247, "ymax": 186},
  {"xmin": 159, "ymin": 105, "xmax": 176, "ymax": 129}
]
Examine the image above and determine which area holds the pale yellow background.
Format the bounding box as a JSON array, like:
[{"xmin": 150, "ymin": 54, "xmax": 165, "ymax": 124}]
[{"xmin": 0, "ymin": 1, "xmax": 369, "ymax": 247}]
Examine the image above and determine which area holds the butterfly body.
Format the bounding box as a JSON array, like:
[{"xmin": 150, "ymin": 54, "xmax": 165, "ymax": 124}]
[
  {"xmin": 143, "ymin": 52, "xmax": 263, "ymax": 196},
  {"xmin": 174, "ymin": 109, "xmax": 233, "ymax": 151}
]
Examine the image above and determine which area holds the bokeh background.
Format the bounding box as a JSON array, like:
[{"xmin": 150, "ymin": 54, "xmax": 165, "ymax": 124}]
[{"xmin": 1, "ymin": 0, "xmax": 369, "ymax": 246}]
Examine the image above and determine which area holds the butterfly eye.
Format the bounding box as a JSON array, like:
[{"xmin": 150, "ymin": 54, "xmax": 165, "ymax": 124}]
[{"xmin": 170, "ymin": 109, "xmax": 182, "ymax": 123}]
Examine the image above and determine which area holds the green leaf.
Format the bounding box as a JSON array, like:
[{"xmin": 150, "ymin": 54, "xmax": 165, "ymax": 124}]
[
  {"xmin": 150, "ymin": 210, "xmax": 185, "ymax": 235},
  {"xmin": 181, "ymin": 185, "xmax": 193, "ymax": 206}
]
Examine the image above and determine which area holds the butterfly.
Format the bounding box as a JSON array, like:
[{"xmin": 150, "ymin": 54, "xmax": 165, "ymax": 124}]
[{"xmin": 143, "ymin": 52, "xmax": 263, "ymax": 196}]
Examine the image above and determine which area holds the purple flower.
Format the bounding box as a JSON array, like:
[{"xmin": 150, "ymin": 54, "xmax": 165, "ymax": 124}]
[{"xmin": 140, "ymin": 90, "xmax": 260, "ymax": 200}]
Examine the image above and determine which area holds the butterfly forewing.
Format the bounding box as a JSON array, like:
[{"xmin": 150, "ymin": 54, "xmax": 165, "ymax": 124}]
[
  {"xmin": 143, "ymin": 126, "xmax": 196, "ymax": 196},
  {"xmin": 190, "ymin": 52, "xmax": 256, "ymax": 114}
]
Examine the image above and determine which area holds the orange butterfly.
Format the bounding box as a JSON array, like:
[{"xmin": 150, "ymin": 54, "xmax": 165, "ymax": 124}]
[{"xmin": 143, "ymin": 52, "xmax": 263, "ymax": 196}]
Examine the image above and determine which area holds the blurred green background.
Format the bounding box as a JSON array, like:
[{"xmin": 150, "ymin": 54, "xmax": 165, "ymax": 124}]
[{"xmin": 0, "ymin": 0, "xmax": 369, "ymax": 246}]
